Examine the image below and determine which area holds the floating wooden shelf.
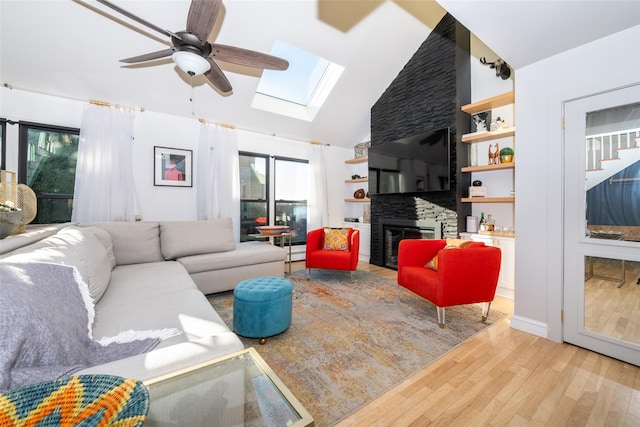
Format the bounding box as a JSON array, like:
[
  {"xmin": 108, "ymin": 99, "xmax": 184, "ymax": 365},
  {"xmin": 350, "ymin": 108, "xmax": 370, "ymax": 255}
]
[
  {"xmin": 344, "ymin": 198, "xmax": 371, "ymax": 203},
  {"xmin": 462, "ymin": 127, "xmax": 515, "ymax": 143},
  {"xmin": 461, "ymin": 163, "xmax": 514, "ymax": 172},
  {"xmin": 461, "ymin": 91, "xmax": 514, "ymax": 115},
  {"xmin": 461, "ymin": 197, "xmax": 515, "ymax": 203},
  {"xmin": 345, "ymin": 178, "xmax": 368, "ymax": 183},
  {"xmin": 345, "ymin": 156, "xmax": 368, "ymax": 164}
]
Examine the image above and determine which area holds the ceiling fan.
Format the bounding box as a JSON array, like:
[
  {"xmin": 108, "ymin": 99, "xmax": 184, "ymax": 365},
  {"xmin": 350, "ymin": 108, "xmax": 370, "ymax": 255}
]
[{"xmin": 93, "ymin": 0, "xmax": 289, "ymax": 94}]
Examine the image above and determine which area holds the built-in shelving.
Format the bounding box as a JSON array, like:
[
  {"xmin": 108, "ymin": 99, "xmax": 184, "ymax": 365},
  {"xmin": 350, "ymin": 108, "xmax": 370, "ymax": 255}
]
[
  {"xmin": 345, "ymin": 156, "xmax": 368, "ymax": 164},
  {"xmin": 345, "ymin": 177, "xmax": 368, "ymax": 184},
  {"xmin": 462, "ymin": 127, "xmax": 515, "ymax": 143},
  {"xmin": 461, "ymin": 197, "xmax": 515, "ymax": 203},
  {"xmin": 461, "ymin": 91, "xmax": 514, "ymax": 115},
  {"xmin": 345, "ymin": 157, "xmax": 370, "ymax": 206},
  {"xmin": 461, "ymin": 162, "xmax": 514, "ymax": 173},
  {"xmin": 460, "ymin": 91, "xmax": 515, "ymax": 206}
]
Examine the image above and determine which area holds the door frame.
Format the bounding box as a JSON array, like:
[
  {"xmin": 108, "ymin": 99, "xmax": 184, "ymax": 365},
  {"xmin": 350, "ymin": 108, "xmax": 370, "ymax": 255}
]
[{"xmin": 562, "ymin": 83, "xmax": 640, "ymax": 365}]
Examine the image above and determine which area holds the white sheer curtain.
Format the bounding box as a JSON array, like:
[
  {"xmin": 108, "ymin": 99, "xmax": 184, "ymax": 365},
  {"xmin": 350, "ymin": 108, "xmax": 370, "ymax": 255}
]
[
  {"xmin": 196, "ymin": 124, "xmax": 241, "ymax": 242},
  {"xmin": 307, "ymin": 143, "xmax": 329, "ymax": 231},
  {"xmin": 72, "ymin": 104, "xmax": 136, "ymax": 222}
]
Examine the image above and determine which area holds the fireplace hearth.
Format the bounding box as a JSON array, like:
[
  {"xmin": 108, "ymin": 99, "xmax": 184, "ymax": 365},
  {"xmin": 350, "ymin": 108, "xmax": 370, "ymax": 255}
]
[{"xmin": 380, "ymin": 219, "xmax": 442, "ymax": 270}]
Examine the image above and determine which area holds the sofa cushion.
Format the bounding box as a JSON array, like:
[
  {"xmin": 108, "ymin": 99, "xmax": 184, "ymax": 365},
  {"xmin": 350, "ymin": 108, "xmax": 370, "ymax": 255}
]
[
  {"xmin": 83, "ymin": 226, "xmax": 117, "ymax": 268},
  {"xmin": 81, "ymin": 222, "xmax": 163, "ymax": 266},
  {"xmin": 177, "ymin": 241, "xmax": 285, "ymax": 274},
  {"xmin": 93, "ymin": 261, "xmax": 231, "ymax": 348},
  {"xmin": 160, "ymin": 218, "xmax": 235, "ymax": 260},
  {"xmin": 323, "ymin": 227, "xmax": 349, "ymax": 251},
  {"xmin": 1, "ymin": 226, "xmax": 112, "ymax": 302}
]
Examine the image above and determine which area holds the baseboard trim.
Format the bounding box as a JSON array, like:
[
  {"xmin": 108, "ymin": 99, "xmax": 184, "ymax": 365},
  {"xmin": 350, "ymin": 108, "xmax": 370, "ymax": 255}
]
[{"xmin": 510, "ymin": 315, "xmax": 548, "ymax": 338}]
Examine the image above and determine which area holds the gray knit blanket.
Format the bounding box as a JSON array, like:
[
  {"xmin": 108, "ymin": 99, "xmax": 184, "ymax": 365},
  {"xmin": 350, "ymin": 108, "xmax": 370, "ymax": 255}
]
[{"xmin": 0, "ymin": 261, "xmax": 176, "ymax": 392}]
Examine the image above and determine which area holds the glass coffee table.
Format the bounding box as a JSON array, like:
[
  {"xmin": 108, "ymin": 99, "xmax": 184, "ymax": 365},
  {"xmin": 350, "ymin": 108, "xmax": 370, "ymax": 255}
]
[{"xmin": 143, "ymin": 348, "xmax": 313, "ymax": 426}]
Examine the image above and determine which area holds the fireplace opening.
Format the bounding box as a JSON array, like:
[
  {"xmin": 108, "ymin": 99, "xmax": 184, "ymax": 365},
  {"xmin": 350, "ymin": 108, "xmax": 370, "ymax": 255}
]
[{"xmin": 381, "ymin": 219, "xmax": 442, "ymax": 270}]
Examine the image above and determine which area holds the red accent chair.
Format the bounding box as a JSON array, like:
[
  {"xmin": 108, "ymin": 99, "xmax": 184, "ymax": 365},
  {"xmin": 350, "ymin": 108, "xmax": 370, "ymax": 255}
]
[
  {"xmin": 305, "ymin": 228, "xmax": 360, "ymax": 278},
  {"xmin": 397, "ymin": 239, "xmax": 501, "ymax": 328}
]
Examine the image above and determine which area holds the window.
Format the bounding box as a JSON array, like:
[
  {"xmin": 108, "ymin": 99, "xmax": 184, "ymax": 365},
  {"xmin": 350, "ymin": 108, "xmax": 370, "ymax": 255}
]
[
  {"xmin": 252, "ymin": 40, "xmax": 344, "ymax": 122},
  {"xmin": 239, "ymin": 152, "xmax": 309, "ymax": 245},
  {"xmin": 240, "ymin": 153, "xmax": 269, "ymax": 241},
  {"xmin": 18, "ymin": 122, "xmax": 80, "ymax": 224},
  {"xmin": 275, "ymin": 157, "xmax": 308, "ymax": 245}
]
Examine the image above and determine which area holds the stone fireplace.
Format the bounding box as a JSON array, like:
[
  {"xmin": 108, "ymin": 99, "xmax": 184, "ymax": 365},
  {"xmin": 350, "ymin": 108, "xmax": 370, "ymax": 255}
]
[
  {"xmin": 368, "ymin": 13, "xmax": 471, "ymax": 267},
  {"xmin": 381, "ymin": 219, "xmax": 442, "ymax": 269}
]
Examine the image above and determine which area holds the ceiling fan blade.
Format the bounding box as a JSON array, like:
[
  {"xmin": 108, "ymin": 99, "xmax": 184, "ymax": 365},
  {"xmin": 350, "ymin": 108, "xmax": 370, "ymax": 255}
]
[
  {"xmin": 120, "ymin": 48, "xmax": 175, "ymax": 64},
  {"xmin": 205, "ymin": 57, "xmax": 232, "ymax": 93},
  {"xmin": 96, "ymin": 0, "xmax": 181, "ymax": 40},
  {"xmin": 186, "ymin": 0, "xmax": 222, "ymax": 43},
  {"xmin": 210, "ymin": 44, "xmax": 289, "ymax": 70}
]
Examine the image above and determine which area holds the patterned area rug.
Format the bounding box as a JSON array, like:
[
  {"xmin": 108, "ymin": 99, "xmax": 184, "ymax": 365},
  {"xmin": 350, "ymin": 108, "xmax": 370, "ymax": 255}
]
[{"xmin": 209, "ymin": 270, "xmax": 506, "ymax": 426}]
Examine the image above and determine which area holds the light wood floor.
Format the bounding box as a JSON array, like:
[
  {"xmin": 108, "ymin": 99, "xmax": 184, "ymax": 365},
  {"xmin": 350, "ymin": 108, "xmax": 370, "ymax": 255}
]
[{"xmin": 291, "ymin": 261, "xmax": 640, "ymax": 426}]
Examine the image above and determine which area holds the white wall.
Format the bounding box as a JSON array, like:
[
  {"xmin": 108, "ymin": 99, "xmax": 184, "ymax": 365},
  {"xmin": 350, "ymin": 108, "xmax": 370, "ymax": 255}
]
[
  {"xmin": 0, "ymin": 87, "xmax": 350, "ymax": 223},
  {"xmin": 512, "ymin": 25, "xmax": 640, "ymax": 341}
]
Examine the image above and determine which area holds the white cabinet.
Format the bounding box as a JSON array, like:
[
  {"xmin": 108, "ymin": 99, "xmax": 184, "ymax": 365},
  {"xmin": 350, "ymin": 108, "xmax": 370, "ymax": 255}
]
[
  {"xmin": 344, "ymin": 222, "xmax": 370, "ymax": 262},
  {"xmin": 468, "ymin": 234, "xmax": 515, "ymax": 299}
]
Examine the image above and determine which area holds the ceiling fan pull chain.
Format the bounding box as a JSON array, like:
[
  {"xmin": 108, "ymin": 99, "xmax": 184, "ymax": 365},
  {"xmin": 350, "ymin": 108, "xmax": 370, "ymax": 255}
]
[{"xmin": 190, "ymin": 75, "xmax": 195, "ymax": 116}]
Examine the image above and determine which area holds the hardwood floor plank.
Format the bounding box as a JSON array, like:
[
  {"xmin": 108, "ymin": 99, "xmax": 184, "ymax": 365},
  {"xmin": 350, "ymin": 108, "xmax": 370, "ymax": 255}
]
[{"xmin": 293, "ymin": 261, "xmax": 640, "ymax": 426}]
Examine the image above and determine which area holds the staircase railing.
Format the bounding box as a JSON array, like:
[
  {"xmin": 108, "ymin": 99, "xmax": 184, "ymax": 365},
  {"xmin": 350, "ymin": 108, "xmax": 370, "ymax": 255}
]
[{"xmin": 586, "ymin": 127, "xmax": 639, "ymax": 171}]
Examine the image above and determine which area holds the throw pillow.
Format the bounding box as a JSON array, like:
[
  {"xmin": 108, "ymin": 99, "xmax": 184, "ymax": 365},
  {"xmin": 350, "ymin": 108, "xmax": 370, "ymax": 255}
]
[
  {"xmin": 159, "ymin": 218, "xmax": 235, "ymax": 260},
  {"xmin": 323, "ymin": 227, "xmax": 349, "ymax": 251},
  {"xmin": 445, "ymin": 238, "xmax": 474, "ymax": 249},
  {"xmin": 425, "ymin": 239, "xmax": 473, "ymax": 271},
  {"xmin": 78, "ymin": 222, "xmax": 164, "ymax": 266}
]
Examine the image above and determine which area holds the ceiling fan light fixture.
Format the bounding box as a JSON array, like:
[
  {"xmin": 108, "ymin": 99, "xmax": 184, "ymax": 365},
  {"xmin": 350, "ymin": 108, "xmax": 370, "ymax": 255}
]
[{"xmin": 172, "ymin": 51, "xmax": 211, "ymax": 76}]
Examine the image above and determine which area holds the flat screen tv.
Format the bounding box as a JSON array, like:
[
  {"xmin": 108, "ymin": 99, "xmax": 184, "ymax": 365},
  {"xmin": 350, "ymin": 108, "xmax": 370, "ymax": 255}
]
[{"xmin": 369, "ymin": 127, "xmax": 451, "ymax": 195}]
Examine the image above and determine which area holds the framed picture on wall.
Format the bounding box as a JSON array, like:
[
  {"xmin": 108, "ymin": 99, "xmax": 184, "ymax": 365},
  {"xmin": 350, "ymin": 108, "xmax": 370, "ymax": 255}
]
[
  {"xmin": 471, "ymin": 110, "xmax": 491, "ymax": 133},
  {"xmin": 154, "ymin": 146, "xmax": 192, "ymax": 187}
]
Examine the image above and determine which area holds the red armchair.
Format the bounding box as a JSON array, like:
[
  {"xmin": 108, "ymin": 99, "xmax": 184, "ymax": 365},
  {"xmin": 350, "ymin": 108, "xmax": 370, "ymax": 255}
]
[
  {"xmin": 305, "ymin": 227, "xmax": 360, "ymax": 278},
  {"xmin": 397, "ymin": 239, "xmax": 501, "ymax": 328}
]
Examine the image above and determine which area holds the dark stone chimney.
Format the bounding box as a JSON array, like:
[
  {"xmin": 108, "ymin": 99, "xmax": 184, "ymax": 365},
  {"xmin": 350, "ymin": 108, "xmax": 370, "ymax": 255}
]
[{"xmin": 369, "ymin": 13, "xmax": 471, "ymax": 267}]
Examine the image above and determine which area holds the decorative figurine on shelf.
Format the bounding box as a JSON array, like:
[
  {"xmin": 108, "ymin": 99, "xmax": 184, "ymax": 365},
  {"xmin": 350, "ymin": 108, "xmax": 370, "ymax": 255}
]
[
  {"xmin": 499, "ymin": 147, "xmax": 514, "ymax": 163},
  {"xmin": 488, "ymin": 143, "xmax": 500, "ymax": 165},
  {"xmin": 354, "ymin": 188, "xmax": 366, "ymax": 199},
  {"xmin": 490, "ymin": 116, "xmax": 504, "ymax": 131}
]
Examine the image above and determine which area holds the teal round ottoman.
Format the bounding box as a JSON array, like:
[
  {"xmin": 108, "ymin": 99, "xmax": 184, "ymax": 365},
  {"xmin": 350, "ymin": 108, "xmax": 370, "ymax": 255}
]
[{"xmin": 233, "ymin": 277, "xmax": 293, "ymax": 344}]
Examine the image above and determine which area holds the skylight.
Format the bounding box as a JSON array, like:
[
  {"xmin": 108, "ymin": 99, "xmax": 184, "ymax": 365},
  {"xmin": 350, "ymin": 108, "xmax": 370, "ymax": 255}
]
[{"xmin": 252, "ymin": 40, "xmax": 344, "ymax": 122}]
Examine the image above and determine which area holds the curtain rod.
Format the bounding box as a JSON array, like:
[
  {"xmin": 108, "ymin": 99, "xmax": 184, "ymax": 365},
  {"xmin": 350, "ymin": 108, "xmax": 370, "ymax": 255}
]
[
  {"xmin": 197, "ymin": 117, "xmax": 330, "ymax": 146},
  {"xmin": 3, "ymin": 83, "xmax": 145, "ymax": 112},
  {"xmin": 89, "ymin": 99, "xmax": 144, "ymax": 112}
]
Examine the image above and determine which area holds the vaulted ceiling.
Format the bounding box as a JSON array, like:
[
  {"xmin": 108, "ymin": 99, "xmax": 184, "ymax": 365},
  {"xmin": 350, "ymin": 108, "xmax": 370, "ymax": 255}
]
[{"xmin": 1, "ymin": 1, "xmax": 638, "ymax": 148}]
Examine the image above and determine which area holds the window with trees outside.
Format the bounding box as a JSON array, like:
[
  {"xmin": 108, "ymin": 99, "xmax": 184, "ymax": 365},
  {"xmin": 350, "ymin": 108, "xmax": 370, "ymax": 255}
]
[
  {"xmin": 239, "ymin": 152, "xmax": 308, "ymax": 245},
  {"xmin": 18, "ymin": 122, "xmax": 80, "ymax": 224}
]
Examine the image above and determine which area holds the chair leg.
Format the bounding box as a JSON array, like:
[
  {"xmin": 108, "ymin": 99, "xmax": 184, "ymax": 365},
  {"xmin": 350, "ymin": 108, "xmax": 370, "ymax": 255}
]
[
  {"xmin": 436, "ymin": 306, "xmax": 446, "ymax": 328},
  {"xmin": 306, "ymin": 268, "xmax": 311, "ymax": 280},
  {"xmin": 481, "ymin": 302, "xmax": 492, "ymax": 322}
]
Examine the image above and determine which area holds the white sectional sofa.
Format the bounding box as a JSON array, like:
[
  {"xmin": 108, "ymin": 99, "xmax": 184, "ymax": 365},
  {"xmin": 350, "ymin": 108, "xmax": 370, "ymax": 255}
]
[{"xmin": 0, "ymin": 218, "xmax": 286, "ymax": 391}]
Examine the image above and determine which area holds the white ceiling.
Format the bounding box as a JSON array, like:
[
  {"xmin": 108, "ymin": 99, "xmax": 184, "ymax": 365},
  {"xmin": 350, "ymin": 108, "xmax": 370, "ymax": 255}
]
[{"xmin": 2, "ymin": 1, "xmax": 639, "ymax": 149}]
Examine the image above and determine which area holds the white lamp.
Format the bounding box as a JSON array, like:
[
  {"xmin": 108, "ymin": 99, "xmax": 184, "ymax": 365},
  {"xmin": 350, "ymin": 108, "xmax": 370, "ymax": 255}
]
[{"xmin": 171, "ymin": 51, "xmax": 211, "ymax": 76}]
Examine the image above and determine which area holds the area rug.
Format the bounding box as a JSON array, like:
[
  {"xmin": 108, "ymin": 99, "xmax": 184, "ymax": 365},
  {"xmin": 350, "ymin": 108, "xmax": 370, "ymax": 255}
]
[{"xmin": 208, "ymin": 270, "xmax": 506, "ymax": 426}]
